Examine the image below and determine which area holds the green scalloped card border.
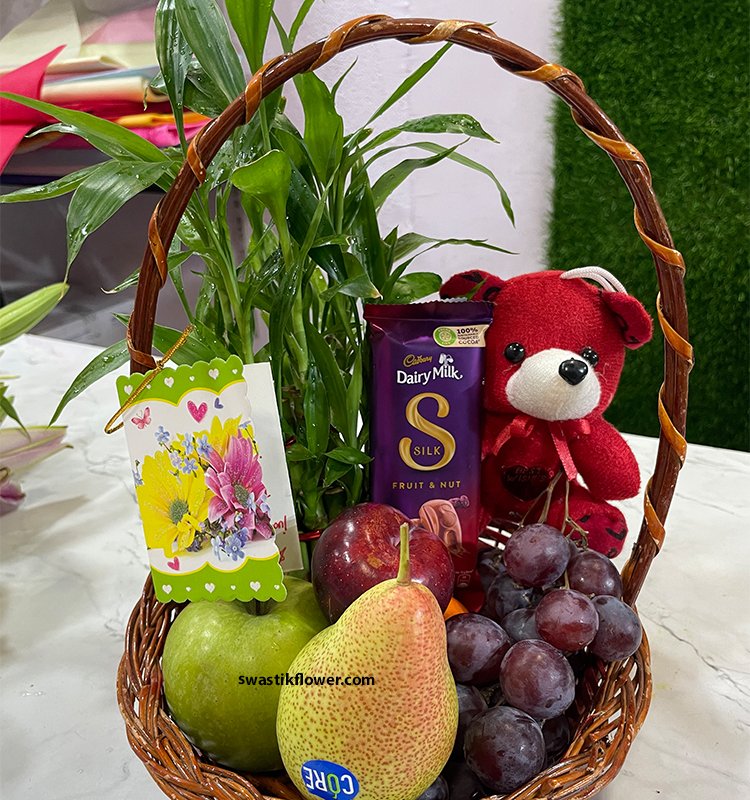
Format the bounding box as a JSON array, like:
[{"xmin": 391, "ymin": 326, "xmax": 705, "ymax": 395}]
[
  {"xmin": 153, "ymin": 554, "xmax": 287, "ymax": 603},
  {"xmin": 116, "ymin": 354, "xmax": 246, "ymax": 407}
]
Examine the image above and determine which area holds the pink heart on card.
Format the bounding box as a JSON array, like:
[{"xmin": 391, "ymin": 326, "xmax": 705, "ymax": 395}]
[
  {"xmin": 187, "ymin": 400, "xmax": 208, "ymax": 422},
  {"xmin": 167, "ymin": 557, "xmax": 180, "ymax": 571}
]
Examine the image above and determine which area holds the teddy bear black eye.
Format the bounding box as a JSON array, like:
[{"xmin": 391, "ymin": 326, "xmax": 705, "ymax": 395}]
[
  {"xmin": 504, "ymin": 342, "xmax": 526, "ymax": 364},
  {"xmin": 581, "ymin": 347, "xmax": 599, "ymax": 367}
]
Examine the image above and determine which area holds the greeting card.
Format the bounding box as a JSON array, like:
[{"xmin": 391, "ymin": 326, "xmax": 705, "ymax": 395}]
[{"xmin": 116, "ymin": 355, "xmax": 301, "ymax": 604}]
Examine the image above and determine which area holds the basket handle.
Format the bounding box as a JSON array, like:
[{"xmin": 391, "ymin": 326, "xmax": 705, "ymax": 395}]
[{"xmin": 127, "ymin": 16, "xmax": 692, "ymax": 603}]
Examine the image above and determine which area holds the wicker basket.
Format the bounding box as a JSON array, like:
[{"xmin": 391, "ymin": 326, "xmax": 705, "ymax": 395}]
[{"xmin": 117, "ymin": 16, "xmax": 692, "ymax": 800}]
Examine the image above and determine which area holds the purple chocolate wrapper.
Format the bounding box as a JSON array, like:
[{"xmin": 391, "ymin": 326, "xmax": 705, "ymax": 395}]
[{"xmin": 364, "ymin": 300, "xmax": 493, "ymax": 587}]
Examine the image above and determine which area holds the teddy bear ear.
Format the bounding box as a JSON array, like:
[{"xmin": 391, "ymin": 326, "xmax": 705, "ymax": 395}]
[
  {"xmin": 440, "ymin": 270, "xmax": 506, "ymax": 302},
  {"xmin": 601, "ymin": 291, "xmax": 653, "ymax": 349}
]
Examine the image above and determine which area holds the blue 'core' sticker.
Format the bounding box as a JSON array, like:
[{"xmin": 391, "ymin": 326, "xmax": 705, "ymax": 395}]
[{"xmin": 301, "ymin": 760, "xmax": 360, "ymax": 800}]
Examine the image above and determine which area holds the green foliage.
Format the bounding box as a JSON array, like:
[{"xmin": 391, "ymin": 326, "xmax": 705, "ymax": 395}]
[
  {"xmin": 2, "ymin": 0, "xmax": 515, "ymax": 526},
  {"xmin": 551, "ymin": 0, "xmax": 749, "ymax": 451}
]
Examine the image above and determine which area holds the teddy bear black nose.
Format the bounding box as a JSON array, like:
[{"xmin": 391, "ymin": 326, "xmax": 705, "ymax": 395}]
[{"xmin": 559, "ymin": 358, "xmax": 589, "ymax": 386}]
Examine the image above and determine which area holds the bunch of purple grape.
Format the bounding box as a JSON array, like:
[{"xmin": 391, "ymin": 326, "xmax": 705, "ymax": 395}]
[{"xmin": 418, "ymin": 523, "xmax": 643, "ymax": 799}]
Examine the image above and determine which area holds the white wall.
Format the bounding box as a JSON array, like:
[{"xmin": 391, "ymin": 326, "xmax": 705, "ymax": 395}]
[{"xmin": 278, "ymin": 0, "xmax": 561, "ymax": 281}]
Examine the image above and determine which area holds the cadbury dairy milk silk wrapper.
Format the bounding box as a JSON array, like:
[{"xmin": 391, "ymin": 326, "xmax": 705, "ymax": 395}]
[{"xmin": 364, "ymin": 301, "xmax": 493, "ymax": 587}]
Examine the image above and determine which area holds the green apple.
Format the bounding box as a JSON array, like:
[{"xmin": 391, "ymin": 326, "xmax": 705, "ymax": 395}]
[{"xmin": 162, "ymin": 577, "xmax": 328, "ymax": 772}]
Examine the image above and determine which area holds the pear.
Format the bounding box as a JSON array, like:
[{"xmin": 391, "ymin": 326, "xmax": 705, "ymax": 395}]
[{"xmin": 277, "ymin": 523, "xmax": 458, "ymax": 800}]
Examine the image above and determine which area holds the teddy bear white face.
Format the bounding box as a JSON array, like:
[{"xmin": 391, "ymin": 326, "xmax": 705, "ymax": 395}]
[{"xmin": 505, "ymin": 347, "xmax": 601, "ymax": 421}]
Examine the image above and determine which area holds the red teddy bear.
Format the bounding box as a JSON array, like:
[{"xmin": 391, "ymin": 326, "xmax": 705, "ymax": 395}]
[{"xmin": 441, "ymin": 268, "xmax": 652, "ymax": 557}]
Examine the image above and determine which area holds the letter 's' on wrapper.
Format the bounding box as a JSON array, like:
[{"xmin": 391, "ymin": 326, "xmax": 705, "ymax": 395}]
[{"xmin": 364, "ymin": 301, "xmax": 493, "ymax": 587}]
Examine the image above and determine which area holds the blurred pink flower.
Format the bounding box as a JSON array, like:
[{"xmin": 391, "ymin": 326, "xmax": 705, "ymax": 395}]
[{"xmin": 205, "ymin": 435, "xmax": 269, "ymax": 536}]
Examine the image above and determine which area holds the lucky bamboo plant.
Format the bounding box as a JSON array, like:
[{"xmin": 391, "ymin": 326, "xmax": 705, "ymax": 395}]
[{"xmin": 0, "ymin": 0, "xmax": 513, "ymax": 530}]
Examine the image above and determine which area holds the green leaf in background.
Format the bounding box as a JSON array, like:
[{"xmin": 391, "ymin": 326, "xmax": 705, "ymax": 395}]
[
  {"xmin": 231, "ymin": 150, "xmax": 292, "ymax": 236},
  {"xmin": 304, "ymin": 321, "xmax": 350, "ymax": 443},
  {"xmin": 226, "ymin": 0, "xmax": 272, "ymax": 72},
  {"xmin": 0, "ymin": 283, "xmax": 68, "ymax": 345},
  {"xmin": 183, "ymin": 60, "xmax": 228, "ymax": 117},
  {"xmin": 323, "ymin": 458, "xmax": 351, "ymax": 488},
  {"xmin": 319, "ymin": 272, "xmax": 381, "ymax": 302},
  {"xmin": 152, "ymin": 322, "xmax": 230, "ymax": 364},
  {"xmin": 364, "ymin": 113, "xmax": 498, "ymax": 153},
  {"xmin": 289, "ymin": 0, "xmax": 315, "ymax": 46},
  {"xmin": 0, "ymin": 165, "xmax": 98, "ymax": 204},
  {"xmin": 0, "ymin": 384, "xmax": 26, "ymax": 432},
  {"xmin": 345, "ymin": 351, "xmax": 363, "ymax": 445},
  {"xmin": 392, "ymin": 233, "xmax": 515, "ymax": 263},
  {"xmin": 49, "ymin": 339, "xmax": 130, "ymax": 425},
  {"xmin": 414, "ymin": 141, "xmax": 515, "ymax": 224},
  {"xmin": 371, "ymin": 142, "xmax": 460, "ymax": 210},
  {"xmin": 325, "ymin": 446, "xmax": 371, "ymax": 465},
  {"xmin": 286, "ymin": 443, "xmax": 315, "ymax": 462},
  {"xmin": 174, "ymin": 0, "xmax": 245, "ymax": 104},
  {"xmin": 294, "ymin": 73, "xmax": 344, "ymax": 184},
  {"xmin": 66, "ymin": 161, "xmax": 167, "ymax": 268},
  {"xmin": 303, "ymin": 362, "xmax": 329, "ymax": 456},
  {"xmin": 366, "ymin": 43, "xmax": 452, "ymax": 124},
  {"xmin": 155, "ymin": 0, "xmax": 192, "ymax": 147},
  {"xmin": 389, "ymin": 272, "xmax": 443, "ymax": 304},
  {"xmin": 0, "ymin": 93, "xmax": 167, "ymax": 163}
]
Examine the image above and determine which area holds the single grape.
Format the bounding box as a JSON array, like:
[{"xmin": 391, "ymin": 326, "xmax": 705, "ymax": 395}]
[
  {"xmin": 502, "ymin": 607, "xmax": 541, "ymax": 642},
  {"xmin": 542, "ymin": 715, "xmax": 572, "ymax": 764},
  {"xmin": 464, "ymin": 705, "xmax": 545, "ymax": 793},
  {"xmin": 535, "ymin": 588, "xmax": 599, "ymax": 651},
  {"xmin": 567, "ymin": 549, "xmax": 623, "ymax": 598},
  {"xmin": 483, "ymin": 573, "xmax": 541, "ymax": 622},
  {"xmin": 452, "ymin": 684, "xmax": 488, "ymax": 760},
  {"xmin": 503, "ymin": 523, "xmax": 571, "ymax": 587},
  {"xmin": 446, "ymin": 614, "xmax": 513, "ymax": 686},
  {"xmin": 415, "ymin": 775, "xmax": 449, "ymax": 800},
  {"xmin": 499, "ymin": 640, "xmax": 576, "ymax": 719},
  {"xmin": 589, "ymin": 596, "xmax": 643, "ymax": 661},
  {"xmin": 441, "ymin": 761, "xmax": 486, "ymax": 800},
  {"xmin": 477, "ymin": 547, "xmax": 507, "ymax": 592}
]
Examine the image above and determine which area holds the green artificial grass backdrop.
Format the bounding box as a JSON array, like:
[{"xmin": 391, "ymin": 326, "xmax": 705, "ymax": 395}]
[{"xmin": 549, "ymin": 0, "xmax": 749, "ymax": 451}]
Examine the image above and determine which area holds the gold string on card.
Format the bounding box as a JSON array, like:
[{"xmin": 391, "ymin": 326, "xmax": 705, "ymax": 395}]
[{"xmin": 105, "ymin": 324, "xmax": 195, "ymax": 435}]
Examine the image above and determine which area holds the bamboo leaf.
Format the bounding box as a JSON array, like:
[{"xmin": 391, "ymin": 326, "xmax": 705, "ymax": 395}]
[
  {"xmin": 414, "ymin": 141, "xmax": 515, "ymax": 224},
  {"xmin": 175, "ymin": 0, "xmax": 245, "ymax": 104},
  {"xmin": 319, "ymin": 273, "xmax": 381, "ymax": 302},
  {"xmin": 304, "ymin": 321, "xmax": 350, "ymax": 443},
  {"xmin": 231, "ymin": 150, "xmax": 292, "ymax": 232},
  {"xmin": 346, "ymin": 174, "xmax": 386, "ymax": 288},
  {"xmin": 0, "ymin": 165, "xmax": 98, "ymax": 204},
  {"xmin": 49, "ymin": 339, "xmax": 130, "ymax": 425},
  {"xmin": 289, "ymin": 0, "xmax": 316, "ymax": 45},
  {"xmin": 363, "ymin": 113, "xmax": 497, "ymax": 153},
  {"xmin": 366, "ymin": 44, "xmax": 451, "ymax": 124},
  {"xmin": 323, "ymin": 458, "xmax": 351, "ymax": 488},
  {"xmin": 303, "ymin": 361, "xmax": 329, "ymax": 456},
  {"xmin": 294, "ymin": 72, "xmax": 344, "ymax": 184},
  {"xmin": 66, "ymin": 162, "xmax": 167, "ymax": 267},
  {"xmin": 153, "ymin": 322, "xmax": 229, "ymax": 364},
  {"xmin": 226, "ymin": 0, "xmax": 273, "ymax": 72},
  {"xmin": 0, "ymin": 92, "xmax": 167, "ymax": 162},
  {"xmin": 325, "ymin": 446, "xmax": 371, "ymax": 465},
  {"xmin": 155, "ymin": 0, "xmax": 192, "ymax": 145},
  {"xmin": 371, "ymin": 142, "xmax": 460, "ymax": 210},
  {"xmin": 392, "ymin": 233, "xmax": 515, "ymax": 263},
  {"xmin": 388, "ymin": 271, "xmax": 443, "ymax": 304},
  {"xmin": 286, "ymin": 443, "xmax": 315, "ymax": 462},
  {"xmin": 345, "ymin": 351, "xmax": 363, "ymax": 445}
]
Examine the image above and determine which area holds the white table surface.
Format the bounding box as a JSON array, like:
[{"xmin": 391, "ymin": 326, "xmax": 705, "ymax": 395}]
[{"xmin": 1, "ymin": 334, "xmax": 749, "ymax": 800}]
